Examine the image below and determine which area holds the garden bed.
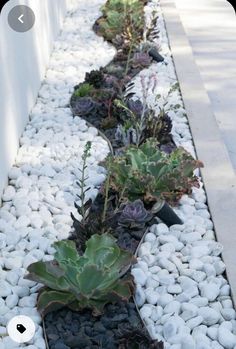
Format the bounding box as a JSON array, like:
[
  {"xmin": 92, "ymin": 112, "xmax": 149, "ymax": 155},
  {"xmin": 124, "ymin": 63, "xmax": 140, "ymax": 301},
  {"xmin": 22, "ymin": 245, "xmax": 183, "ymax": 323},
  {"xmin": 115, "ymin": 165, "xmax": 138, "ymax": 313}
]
[{"xmin": 1, "ymin": 0, "xmax": 236, "ymax": 349}]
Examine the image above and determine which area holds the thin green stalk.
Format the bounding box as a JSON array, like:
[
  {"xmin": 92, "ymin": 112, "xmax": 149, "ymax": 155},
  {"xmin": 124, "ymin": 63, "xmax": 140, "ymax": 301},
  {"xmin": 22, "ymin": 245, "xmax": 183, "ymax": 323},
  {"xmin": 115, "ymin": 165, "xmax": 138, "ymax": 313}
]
[
  {"xmin": 114, "ymin": 185, "xmax": 127, "ymax": 213},
  {"xmin": 79, "ymin": 141, "xmax": 92, "ymax": 220},
  {"xmin": 124, "ymin": 43, "xmax": 134, "ymax": 76},
  {"xmin": 102, "ymin": 159, "xmax": 112, "ymax": 223}
]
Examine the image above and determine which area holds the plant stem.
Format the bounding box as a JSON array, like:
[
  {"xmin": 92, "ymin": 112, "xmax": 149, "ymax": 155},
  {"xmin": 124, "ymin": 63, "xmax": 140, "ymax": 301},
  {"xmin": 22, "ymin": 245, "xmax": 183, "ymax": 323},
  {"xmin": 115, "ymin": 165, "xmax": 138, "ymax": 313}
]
[
  {"xmin": 80, "ymin": 141, "xmax": 92, "ymax": 220},
  {"xmin": 124, "ymin": 42, "xmax": 133, "ymax": 76},
  {"xmin": 114, "ymin": 185, "xmax": 127, "ymax": 213},
  {"xmin": 102, "ymin": 159, "xmax": 111, "ymax": 223}
]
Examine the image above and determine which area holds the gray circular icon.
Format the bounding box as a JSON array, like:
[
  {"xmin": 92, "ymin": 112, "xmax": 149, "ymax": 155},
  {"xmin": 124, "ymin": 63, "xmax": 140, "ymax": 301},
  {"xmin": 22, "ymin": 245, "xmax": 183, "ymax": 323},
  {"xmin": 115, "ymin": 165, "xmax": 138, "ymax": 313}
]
[
  {"xmin": 7, "ymin": 315, "xmax": 36, "ymax": 343},
  {"xmin": 8, "ymin": 5, "xmax": 35, "ymax": 33}
]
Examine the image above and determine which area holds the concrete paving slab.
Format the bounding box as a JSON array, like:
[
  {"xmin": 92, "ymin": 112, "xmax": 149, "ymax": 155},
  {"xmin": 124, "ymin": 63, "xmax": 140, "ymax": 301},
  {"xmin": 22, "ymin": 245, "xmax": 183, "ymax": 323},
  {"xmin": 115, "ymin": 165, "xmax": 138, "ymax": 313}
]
[
  {"xmin": 160, "ymin": 0, "xmax": 236, "ymax": 305},
  {"xmin": 174, "ymin": 0, "xmax": 236, "ymax": 171}
]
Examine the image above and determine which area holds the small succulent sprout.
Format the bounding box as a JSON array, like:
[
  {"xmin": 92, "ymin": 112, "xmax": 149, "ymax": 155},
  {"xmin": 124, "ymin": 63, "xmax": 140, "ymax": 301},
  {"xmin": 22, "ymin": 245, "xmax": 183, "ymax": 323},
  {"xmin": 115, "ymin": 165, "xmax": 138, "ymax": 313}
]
[
  {"xmin": 73, "ymin": 83, "xmax": 93, "ymax": 97},
  {"xmin": 25, "ymin": 234, "xmax": 135, "ymax": 317},
  {"xmin": 131, "ymin": 52, "xmax": 152, "ymax": 68},
  {"xmin": 71, "ymin": 97, "xmax": 97, "ymax": 116},
  {"xmin": 118, "ymin": 200, "xmax": 152, "ymax": 229},
  {"xmin": 127, "ymin": 99, "xmax": 144, "ymax": 117}
]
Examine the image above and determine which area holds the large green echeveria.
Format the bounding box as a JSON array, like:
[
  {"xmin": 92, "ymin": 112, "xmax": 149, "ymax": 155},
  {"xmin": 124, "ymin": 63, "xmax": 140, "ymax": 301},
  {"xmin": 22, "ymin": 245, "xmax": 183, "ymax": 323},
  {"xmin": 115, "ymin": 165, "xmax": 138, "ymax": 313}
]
[{"xmin": 25, "ymin": 234, "xmax": 135, "ymax": 317}]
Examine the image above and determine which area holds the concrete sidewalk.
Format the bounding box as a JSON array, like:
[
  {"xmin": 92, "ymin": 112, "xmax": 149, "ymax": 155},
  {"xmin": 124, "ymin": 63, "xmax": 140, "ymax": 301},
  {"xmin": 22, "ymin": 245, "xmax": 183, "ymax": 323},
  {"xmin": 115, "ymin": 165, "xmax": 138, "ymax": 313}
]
[
  {"xmin": 175, "ymin": 0, "xmax": 236, "ymax": 171},
  {"xmin": 160, "ymin": 0, "xmax": 236, "ymax": 306}
]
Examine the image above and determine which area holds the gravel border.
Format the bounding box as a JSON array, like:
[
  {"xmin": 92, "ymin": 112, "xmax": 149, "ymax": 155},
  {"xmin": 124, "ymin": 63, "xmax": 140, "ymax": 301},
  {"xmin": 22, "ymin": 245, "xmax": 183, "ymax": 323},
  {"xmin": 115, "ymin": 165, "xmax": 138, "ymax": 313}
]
[
  {"xmin": 0, "ymin": 1, "xmax": 115, "ymax": 348},
  {"xmin": 130, "ymin": 1, "xmax": 236, "ymax": 348}
]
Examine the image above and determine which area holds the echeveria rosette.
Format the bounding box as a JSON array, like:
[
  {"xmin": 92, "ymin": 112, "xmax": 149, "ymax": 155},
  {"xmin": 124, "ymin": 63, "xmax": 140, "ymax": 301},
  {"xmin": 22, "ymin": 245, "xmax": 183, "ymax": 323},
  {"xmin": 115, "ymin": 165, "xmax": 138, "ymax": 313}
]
[
  {"xmin": 118, "ymin": 200, "xmax": 153, "ymax": 229},
  {"xmin": 25, "ymin": 234, "xmax": 135, "ymax": 317},
  {"xmin": 104, "ymin": 139, "xmax": 203, "ymax": 205},
  {"xmin": 71, "ymin": 97, "xmax": 97, "ymax": 116}
]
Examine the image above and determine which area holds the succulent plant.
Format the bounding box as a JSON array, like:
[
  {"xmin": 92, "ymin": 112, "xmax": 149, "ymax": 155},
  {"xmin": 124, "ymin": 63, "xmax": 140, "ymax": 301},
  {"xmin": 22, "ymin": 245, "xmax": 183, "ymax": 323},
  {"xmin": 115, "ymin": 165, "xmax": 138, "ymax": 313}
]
[
  {"xmin": 118, "ymin": 200, "xmax": 152, "ymax": 229},
  {"xmin": 97, "ymin": 0, "xmax": 145, "ymax": 46},
  {"xmin": 103, "ymin": 139, "xmax": 203, "ymax": 205},
  {"xmin": 127, "ymin": 99, "xmax": 144, "ymax": 117},
  {"xmin": 144, "ymin": 112, "xmax": 175, "ymax": 150},
  {"xmin": 114, "ymin": 98, "xmax": 148, "ymax": 146},
  {"xmin": 97, "ymin": 10, "xmax": 125, "ymax": 42},
  {"xmin": 104, "ymin": 74, "xmax": 119, "ymax": 89},
  {"xmin": 25, "ymin": 234, "xmax": 135, "ymax": 317},
  {"xmin": 71, "ymin": 97, "xmax": 97, "ymax": 116},
  {"xmin": 71, "ymin": 190, "xmax": 118, "ymax": 250},
  {"xmin": 73, "ymin": 83, "xmax": 93, "ymax": 98},
  {"xmin": 85, "ymin": 70, "xmax": 105, "ymax": 89},
  {"xmin": 131, "ymin": 52, "xmax": 152, "ymax": 68}
]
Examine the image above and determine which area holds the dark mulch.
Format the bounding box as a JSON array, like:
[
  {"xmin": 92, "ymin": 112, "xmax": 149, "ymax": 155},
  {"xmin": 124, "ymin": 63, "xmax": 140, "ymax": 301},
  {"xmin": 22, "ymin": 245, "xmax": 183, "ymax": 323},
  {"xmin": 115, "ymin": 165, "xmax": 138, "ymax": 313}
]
[{"xmin": 45, "ymin": 301, "xmax": 163, "ymax": 349}]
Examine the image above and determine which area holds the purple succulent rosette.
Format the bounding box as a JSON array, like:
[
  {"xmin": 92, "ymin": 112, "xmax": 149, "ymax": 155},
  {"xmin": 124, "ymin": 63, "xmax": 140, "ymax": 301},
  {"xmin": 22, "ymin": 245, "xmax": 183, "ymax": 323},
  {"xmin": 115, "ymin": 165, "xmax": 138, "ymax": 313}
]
[
  {"xmin": 127, "ymin": 99, "xmax": 144, "ymax": 117},
  {"xmin": 119, "ymin": 199, "xmax": 153, "ymax": 229},
  {"xmin": 104, "ymin": 74, "xmax": 119, "ymax": 88},
  {"xmin": 72, "ymin": 97, "xmax": 97, "ymax": 116}
]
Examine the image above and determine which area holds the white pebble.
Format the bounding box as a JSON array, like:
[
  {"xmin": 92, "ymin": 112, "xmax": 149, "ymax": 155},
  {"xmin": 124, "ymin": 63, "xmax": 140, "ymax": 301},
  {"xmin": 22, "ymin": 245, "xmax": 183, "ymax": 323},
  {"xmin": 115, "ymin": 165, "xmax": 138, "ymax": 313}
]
[
  {"xmin": 6, "ymin": 294, "xmax": 18, "ymax": 308},
  {"xmin": 198, "ymin": 307, "xmax": 220, "ymax": 325},
  {"xmin": 164, "ymin": 301, "xmax": 181, "ymax": 315},
  {"xmin": 131, "ymin": 268, "xmax": 147, "ymax": 286},
  {"xmin": 145, "ymin": 289, "xmax": 159, "ymax": 305},
  {"xmin": 199, "ymin": 282, "xmax": 220, "ymax": 301},
  {"xmin": 158, "ymin": 294, "xmax": 174, "ymax": 307},
  {"xmin": 221, "ymin": 309, "xmax": 236, "ymax": 320},
  {"xmin": 145, "ymin": 232, "xmax": 156, "ymax": 242},
  {"xmin": 163, "ymin": 320, "xmax": 178, "ymax": 339},
  {"xmin": 207, "ymin": 326, "xmax": 218, "ymax": 340},
  {"xmin": 140, "ymin": 304, "xmax": 152, "ymax": 319},
  {"xmin": 0, "ymin": 280, "xmax": 12, "ymax": 297},
  {"xmin": 218, "ymin": 325, "xmax": 236, "ymax": 348},
  {"xmin": 154, "ymin": 223, "xmax": 169, "ymax": 235},
  {"xmin": 167, "ymin": 285, "xmax": 182, "ymax": 294},
  {"xmin": 186, "ymin": 316, "xmax": 203, "ymax": 330},
  {"xmin": 2, "ymin": 186, "xmax": 16, "ymax": 201}
]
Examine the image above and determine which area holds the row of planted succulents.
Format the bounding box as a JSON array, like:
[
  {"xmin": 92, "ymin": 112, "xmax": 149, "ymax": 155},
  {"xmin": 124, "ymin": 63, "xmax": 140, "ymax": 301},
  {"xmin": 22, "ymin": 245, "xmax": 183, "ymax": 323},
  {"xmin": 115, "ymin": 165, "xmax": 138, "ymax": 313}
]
[{"xmin": 24, "ymin": 0, "xmax": 204, "ymax": 348}]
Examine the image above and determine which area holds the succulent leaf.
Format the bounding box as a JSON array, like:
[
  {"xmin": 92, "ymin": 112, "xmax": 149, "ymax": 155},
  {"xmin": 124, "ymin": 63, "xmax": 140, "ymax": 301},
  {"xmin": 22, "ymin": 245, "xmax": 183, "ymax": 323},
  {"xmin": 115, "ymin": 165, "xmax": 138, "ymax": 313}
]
[
  {"xmin": 37, "ymin": 288, "xmax": 77, "ymax": 317},
  {"xmin": 25, "ymin": 261, "xmax": 69, "ymax": 291},
  {"xmin": 53, "ymin": 240, "xmax": 79, "ymax": 265}
]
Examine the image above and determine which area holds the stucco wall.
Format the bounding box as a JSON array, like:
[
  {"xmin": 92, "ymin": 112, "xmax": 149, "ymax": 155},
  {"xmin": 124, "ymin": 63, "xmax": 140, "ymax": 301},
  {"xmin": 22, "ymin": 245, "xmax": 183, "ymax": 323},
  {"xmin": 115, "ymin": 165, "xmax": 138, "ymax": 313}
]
[{"xmin": 0, "ymin": 0, "xmax": 71, "ymax": 197}]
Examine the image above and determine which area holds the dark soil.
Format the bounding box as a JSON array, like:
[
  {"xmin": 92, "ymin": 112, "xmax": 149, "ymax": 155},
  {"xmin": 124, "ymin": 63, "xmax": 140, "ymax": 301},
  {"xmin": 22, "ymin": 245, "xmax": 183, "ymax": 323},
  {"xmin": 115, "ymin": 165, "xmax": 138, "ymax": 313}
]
[{"xmin": 44, "ymin": 300, "xmax": 163, "ymax": 349}]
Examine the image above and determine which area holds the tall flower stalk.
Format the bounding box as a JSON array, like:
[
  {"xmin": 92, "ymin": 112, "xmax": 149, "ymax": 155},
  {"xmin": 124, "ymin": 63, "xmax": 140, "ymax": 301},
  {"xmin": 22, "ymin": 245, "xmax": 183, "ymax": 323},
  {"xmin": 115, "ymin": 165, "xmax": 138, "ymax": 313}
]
[{"xmin": 77, "ymin": 141, "xmax": 92, "ymax": 220}]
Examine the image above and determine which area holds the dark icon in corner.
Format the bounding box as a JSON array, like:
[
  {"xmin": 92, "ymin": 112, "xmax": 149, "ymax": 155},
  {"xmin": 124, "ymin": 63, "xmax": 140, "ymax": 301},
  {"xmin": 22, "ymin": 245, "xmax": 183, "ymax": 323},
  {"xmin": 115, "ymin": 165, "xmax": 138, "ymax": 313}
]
[
  {"xmin": 16, "ymin": 324, "xmax": 27, "ymax": 334},
  {"xmin": 226, "ymin": 0, "xmax": 236, "ymax": 13}
]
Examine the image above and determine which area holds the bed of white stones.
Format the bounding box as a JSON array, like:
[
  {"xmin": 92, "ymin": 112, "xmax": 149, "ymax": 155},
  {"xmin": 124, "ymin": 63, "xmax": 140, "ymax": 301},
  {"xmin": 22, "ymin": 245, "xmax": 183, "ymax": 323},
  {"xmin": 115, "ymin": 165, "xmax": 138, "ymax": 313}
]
[
  {"xmin": 130, "ymin": 1, "xmax": 236, "ymax": 349},
  {"xmin": 0, "ymin": 1, "xmax": 115, "ymax": 348}
]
